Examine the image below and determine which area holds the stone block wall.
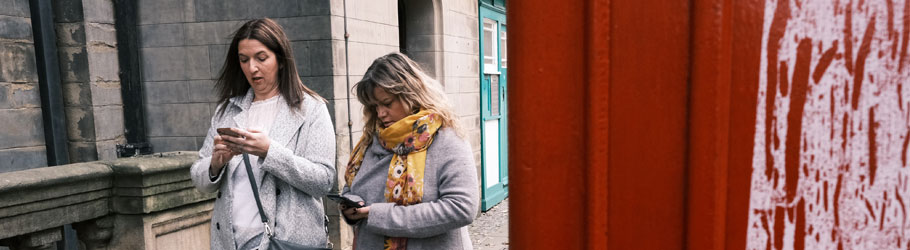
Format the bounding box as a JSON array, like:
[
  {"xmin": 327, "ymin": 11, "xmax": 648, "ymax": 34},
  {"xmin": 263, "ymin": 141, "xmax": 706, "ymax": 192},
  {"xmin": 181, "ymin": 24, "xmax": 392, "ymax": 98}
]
[
  {"xmin": 53, "ymin": 0, "xmax": 126, "ymax": 163},
  {"xmin": 440, "ymin": 1, "xmax": 481, "ymax": 175},
  {"xmin": 137, "ymin": 0, "xmax": 340, "ymax": 154},
  {"xmin": 0, "ymin": 0, "xmax": 46, "ymax": 173}
]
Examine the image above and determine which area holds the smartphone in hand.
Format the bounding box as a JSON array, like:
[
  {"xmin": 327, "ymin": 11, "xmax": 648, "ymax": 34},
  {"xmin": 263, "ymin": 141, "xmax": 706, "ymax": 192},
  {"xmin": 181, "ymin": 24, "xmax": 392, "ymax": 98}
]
[
  {"xmin": 216, "ymin": 128, "xmax": 242, "ymax": 138},
  {"xmin": 327, "ymin": 194, "xmax": 364, "ymax": 208}
]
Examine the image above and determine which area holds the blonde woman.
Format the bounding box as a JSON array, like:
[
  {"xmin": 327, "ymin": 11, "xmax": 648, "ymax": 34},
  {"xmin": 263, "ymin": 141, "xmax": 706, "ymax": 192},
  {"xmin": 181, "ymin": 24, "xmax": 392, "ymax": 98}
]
[{"xmin": 341, "ymin": 52, "xmax": 479, "ymax": 249}]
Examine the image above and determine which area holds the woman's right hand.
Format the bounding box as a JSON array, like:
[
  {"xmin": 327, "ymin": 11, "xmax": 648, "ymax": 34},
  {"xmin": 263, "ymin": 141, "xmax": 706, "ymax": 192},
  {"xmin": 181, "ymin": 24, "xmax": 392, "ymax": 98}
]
[
  {"xmin": 340, "ymin": 202, "xmax": 369, "ymax": 221},
  {"xmin": 210, "ymin": 135, "xmax": 240, "ymax": 176}
]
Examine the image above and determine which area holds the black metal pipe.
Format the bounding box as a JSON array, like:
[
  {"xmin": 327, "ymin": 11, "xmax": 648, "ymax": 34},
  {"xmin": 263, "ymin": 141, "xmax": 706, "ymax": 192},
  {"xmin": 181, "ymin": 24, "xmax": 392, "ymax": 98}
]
[
  {"xmin": 113, "ymin": 0, "xmax": 152, "ymax": 157},
  {"xmin": 29, "ymin": 2, "xmax": 78, "ymax": 249},
  {"xmin": 29, "ymin": 0, "xmax": 68, "ymax": 166}
]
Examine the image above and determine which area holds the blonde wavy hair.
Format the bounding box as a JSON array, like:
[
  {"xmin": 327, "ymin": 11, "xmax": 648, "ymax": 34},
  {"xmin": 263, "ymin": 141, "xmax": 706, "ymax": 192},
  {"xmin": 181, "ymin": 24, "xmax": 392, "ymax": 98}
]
[{"xmin": 354, "ymin": 52, "xmax": 462, "ymax": 144}]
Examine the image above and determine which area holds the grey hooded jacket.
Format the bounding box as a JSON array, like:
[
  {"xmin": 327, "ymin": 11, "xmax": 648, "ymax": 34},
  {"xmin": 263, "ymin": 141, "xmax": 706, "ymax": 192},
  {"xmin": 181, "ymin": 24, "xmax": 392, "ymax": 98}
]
[
  {"xmin": 190, "ymin": 90, "xmax": 336, "ymax": 250},
  {"xmin": 342, "ymin": 128, "xmax": 478, "ymax": 250}
]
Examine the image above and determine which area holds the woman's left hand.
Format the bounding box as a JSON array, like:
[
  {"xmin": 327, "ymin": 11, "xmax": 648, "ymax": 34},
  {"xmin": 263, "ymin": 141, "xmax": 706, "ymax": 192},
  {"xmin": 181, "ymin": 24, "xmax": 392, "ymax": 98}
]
[{"xmin": 222, "ymin": 128, "xmax": 271, "ymax": 158}]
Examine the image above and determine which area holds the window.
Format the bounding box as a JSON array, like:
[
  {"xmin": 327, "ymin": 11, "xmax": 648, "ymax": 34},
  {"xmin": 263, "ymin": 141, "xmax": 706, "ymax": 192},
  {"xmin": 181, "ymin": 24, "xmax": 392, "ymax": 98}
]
[
  {"xmin": 500, "ymin": 27, "xmax": 507, "ymax": 69},
  {"xmin": 483, "ymin": 18, "xmax": 499, "ymax": 74}
]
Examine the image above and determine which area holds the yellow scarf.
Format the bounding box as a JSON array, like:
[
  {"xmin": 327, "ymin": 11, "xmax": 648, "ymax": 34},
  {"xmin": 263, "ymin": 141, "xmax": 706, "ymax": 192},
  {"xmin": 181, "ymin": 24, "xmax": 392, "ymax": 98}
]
[{"xmin": 344, "ymin": 110, "xmax": 442, "ymax": 250}]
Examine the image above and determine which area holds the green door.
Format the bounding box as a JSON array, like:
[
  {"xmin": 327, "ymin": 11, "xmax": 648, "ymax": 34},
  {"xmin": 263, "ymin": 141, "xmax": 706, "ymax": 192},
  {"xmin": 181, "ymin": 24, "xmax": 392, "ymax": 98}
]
[{"xmin": 479, "ymin": 1, "xmax": 507, "ymax": 211}]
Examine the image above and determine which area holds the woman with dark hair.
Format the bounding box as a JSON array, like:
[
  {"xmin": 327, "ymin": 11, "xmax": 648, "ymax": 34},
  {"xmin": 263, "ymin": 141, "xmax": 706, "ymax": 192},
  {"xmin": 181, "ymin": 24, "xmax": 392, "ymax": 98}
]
[
  {"xmin": 190, "ymin": 18, "xmax": 334, "ymax": 250},
  {"xmin": 340, "ymin": 52, "xmax": 479, "ymax": 249}
]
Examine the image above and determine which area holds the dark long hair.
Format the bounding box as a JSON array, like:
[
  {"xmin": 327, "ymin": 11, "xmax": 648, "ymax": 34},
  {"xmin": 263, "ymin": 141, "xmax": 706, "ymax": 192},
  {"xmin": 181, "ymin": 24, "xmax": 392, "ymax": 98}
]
[{"xmin": 214, "ymin": 18, "xmax": 323, "ymax": 117}]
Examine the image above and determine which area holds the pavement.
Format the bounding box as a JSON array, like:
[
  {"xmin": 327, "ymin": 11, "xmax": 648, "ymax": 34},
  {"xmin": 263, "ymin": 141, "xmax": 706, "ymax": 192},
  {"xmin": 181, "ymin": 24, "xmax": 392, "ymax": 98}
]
[{"xmin": 469, "ymin": 198, "xmax": 509, "ymax": 250}]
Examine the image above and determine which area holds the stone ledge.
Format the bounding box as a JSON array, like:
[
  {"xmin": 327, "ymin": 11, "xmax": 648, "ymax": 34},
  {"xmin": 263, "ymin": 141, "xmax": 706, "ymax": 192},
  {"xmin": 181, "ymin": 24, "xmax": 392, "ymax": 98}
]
[
  {"xmin": 0, "ymin": 151, "xmax": 215, "ymax": 240},
  {"xmin": 106, "ymin": 151, "xmax": 216, "ymax": 214}
]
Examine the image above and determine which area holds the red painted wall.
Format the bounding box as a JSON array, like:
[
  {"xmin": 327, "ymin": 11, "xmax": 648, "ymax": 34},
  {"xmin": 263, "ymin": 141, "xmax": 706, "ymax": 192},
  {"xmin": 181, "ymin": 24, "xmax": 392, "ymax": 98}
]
[{"xmin": 511, "ymin": 0, "xmax": 910, "ymax": 249}]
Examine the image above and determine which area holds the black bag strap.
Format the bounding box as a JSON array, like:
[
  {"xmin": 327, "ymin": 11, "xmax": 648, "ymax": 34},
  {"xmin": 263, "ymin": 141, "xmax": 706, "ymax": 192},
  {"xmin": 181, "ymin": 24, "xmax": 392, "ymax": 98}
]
[{"xmin": 242, "ymin": 152, "xmax": 274, "ymax": 237}]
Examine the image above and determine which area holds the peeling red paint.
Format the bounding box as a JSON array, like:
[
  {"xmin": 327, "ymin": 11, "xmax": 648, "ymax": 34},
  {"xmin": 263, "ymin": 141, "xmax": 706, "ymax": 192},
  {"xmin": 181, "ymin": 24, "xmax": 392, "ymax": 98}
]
[
  {"xmin": 889, "ymin": 0, "xmax": 897, "ymax": 59},
  {"xmin": 853, "ymin": 15, "xmax": 876, "ymax": 110},
  {"xmin": 901, "ymin": 0, "xmax": 910, "ymax": 72},
  {"xmin": 814, "ymin": 41, "xmax": 840, "ymax": 83},
  {"xmin": 796, "ymin": 199, "xmax": 807, "ymax": 250},
  {"xmin": 785, "ymin": 38, "xmax": 814, "ymax": 203},
  {"xmin": 870, "ymin": 108, "xmax": 879, "ymax": 185},
  {"xmin": 903, "ymin": 130, "xmax": 910, "ymax": 166},
  {"xmin": 775, "ymin": 206, "xmax": 786, "ymax": 250},
  {"xmin": 781, "ymin": 61, "xmax": 791, "ymax": 96},
  {"xmin": 767, "ymin": 0, "xmax": 792, "ymax": 183},
  {"xmin": 846, "ymin": 1, "xmax": 856, "ymax": 74}
]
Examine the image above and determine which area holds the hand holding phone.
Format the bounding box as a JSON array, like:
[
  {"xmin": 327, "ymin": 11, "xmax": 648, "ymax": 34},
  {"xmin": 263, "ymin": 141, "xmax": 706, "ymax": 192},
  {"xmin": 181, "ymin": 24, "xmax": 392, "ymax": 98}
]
[
  {"xmin": 216, "ymin": 128, "xmax": 242, "ymax": 138},
  {"xmin": 327, "ymin": 194, "xmax": 364, "ymax": 208}
]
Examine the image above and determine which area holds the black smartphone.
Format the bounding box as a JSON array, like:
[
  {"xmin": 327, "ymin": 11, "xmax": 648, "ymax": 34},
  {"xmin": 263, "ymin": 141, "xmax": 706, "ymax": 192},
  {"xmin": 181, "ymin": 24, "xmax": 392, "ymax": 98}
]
[
  {"xmin": 216, "ymin": 128, "xmax": 241, "ymax": 138},
  {"xmin": 326, "ymin": 194, "xmax": 363, "ymax": 208}
]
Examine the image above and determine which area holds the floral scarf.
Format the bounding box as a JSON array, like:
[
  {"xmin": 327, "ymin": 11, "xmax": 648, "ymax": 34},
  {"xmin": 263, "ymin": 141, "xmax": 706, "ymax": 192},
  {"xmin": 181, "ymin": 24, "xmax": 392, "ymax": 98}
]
[{"xmin": 344, "ymin": 110, "xmax": 442, "ymax": 250}]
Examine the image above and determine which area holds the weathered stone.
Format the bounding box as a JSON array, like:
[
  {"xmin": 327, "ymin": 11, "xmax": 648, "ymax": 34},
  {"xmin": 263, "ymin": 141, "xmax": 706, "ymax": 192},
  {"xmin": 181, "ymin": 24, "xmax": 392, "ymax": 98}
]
[
  {"xmin": 0, "ymin": 82, "xmax": 41, "ymax": 109},
  {"xmin": 0, "ymin": 16, "xmax": 33, "ymax": 41},
  {"xmin": 0, "ymin": 109, "xmax": 45, "ymax": 148},
  {"xmin": 274, "ymin": 16, "xmax": 331, "ymax": 41},
  {"xmin": 94, "ymin": 139, "xmax": 121, "ymax": 161},
  {"xmin": 140, "ymin": 47, "xmax": 186, "ymax": 81},
  {"xmin": 0, "ymin": 0, "xmax": 30, "ymax": 17},
  {"xmin": 148, "ymin": 136, "xmax": 199, "ymax": 154},
  {"xmin": 137, "ymin": 0, "xmax": 186, "ymax": 25},
  {"xmin": 184, "ymin": 21, "xmax": 241, "ymax": 46},
  {"xmin": 82, "ymin": 0, "xmax": 115, "ymax": 24},
  {"xmin": 56, "ymin": 46, "xmax": 90, "ymax": 83},
  {"xmin": 0, "ymin": 146, "xmax": 47, "ymax": 174},
  {"xmin": 106, "ymin": 152, "xmax": 214, "ymax": 214},
  {"xmin": 86, "ymin": 49, "xmax": 120, "ymax": 82},
  {"xmin": 67, "ymin": 141, "xmax": 99, "ymax": 163},
  {"xmin": 91, "ymin": 105, "xmax": 124, "ymax": 141},
  {"xmin": 145, "ymin": 103, "xmax": 211, "ymax": 137},
  {"xmin": 63, "ymin": 106, "xmax": 96, "ymax": 141},
  {"xmin": 52, "ymin": 0, "xmax": 84, "ymax": 22},
  {"xmin": 139, "ymin": 23, "xmax": 185, "ymax": 48},
  {"xmin": 185, "ymin": 80, "xmax": 218, "ymax": 103},
  {"xmin": 299, "ymin": 0, "xmax": 331, "ymax": 16},
  {"xmin": 195, "ymin": 0, "xmax": 299, "ymax": 22},
  {"xmin": 84, "ymin": 23, "xmax": 117, "ymax": 48},
  {"xmin": 207, "ymin": 44, "xmax": 228, "ymax": 78},
  {"xmin": 89, "ymin": 81, "xmax": 122, "ymax": 106},
  {"xmin": 0, "ymin": 43, "xmax": 38, "ymax": 83},
  {"xmin": 54, "ymin": 23, "xmax": 86, "ymax": 47},
  {"xmin": 143, "ymin": 81, "xmax": 189, "ymax": 104},
  {"xmin": 185, "ymin": 46, "xmax": 211, "ymax": 80},
  {"xmin": 0, "ymin": 162, "xmax": 112, "ymax": 239},
  {"xmin": 61, "ymin": 82, "xmax": 91, "ymax": 107}
]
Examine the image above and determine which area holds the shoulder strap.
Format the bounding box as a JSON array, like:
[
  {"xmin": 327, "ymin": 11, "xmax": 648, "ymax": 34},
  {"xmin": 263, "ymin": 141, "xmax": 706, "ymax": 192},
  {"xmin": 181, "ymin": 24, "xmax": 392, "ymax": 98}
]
[{"xmin": 242, "ymin": 152, "xmax": 273, "ymax": 237}]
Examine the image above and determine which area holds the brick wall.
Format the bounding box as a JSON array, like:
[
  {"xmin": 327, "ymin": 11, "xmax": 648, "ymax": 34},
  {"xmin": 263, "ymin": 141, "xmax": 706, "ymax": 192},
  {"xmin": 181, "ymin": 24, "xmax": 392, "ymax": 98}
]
[{"xmin": 0, "ymin": 0, "xmax": 46, "ymax": 173}]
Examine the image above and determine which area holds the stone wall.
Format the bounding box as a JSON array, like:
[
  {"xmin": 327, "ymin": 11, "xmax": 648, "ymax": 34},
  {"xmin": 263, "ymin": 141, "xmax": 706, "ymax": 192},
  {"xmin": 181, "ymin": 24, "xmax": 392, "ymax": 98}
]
[
  {"xmin": 53, "ymin": 0, "xmax": 125, "ymax": 163},
  {"xmin": 0, "ymin": 0, "xmax": 46, "ymax": 173},
  {"xmin": 137, "ymin": 0, "xmax": 338, "ymax": 153}
]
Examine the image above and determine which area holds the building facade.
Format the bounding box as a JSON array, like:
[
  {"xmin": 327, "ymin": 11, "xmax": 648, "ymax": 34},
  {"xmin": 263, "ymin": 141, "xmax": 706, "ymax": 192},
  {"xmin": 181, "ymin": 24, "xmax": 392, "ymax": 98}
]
[{"xmin": 0, "ymin": 0, "xmax": 508, "ymax": 249}]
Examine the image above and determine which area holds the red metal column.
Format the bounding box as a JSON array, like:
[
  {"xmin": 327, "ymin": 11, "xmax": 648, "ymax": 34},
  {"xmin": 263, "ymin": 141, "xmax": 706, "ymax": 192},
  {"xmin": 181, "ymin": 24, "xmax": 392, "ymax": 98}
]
[
  {"xmin": 725, "ymin": 0, "xmax": 766, "ymax": 249},
  {"xmin": 685, "ymin": 0, "xmax": 733, "ymax": 249},
  {"xmin": 508, "ymin": 0, "xmax": 588, "ymax": 248},
  {"xmin": 510, "ymin": 0, "xmax": 690, "ymax": 249}
]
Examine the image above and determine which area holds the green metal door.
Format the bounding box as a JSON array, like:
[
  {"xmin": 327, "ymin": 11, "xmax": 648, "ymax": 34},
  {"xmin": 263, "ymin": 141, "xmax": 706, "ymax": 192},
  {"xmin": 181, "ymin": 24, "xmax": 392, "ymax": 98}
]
[{"xmin": 479, "ymin": 1, "xmax": 507, "ymax": 211}]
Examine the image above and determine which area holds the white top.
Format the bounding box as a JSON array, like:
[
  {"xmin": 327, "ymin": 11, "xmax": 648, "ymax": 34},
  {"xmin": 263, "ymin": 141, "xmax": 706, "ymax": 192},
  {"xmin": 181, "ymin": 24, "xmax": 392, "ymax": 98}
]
[{"xmin": 231, "ymin": 94, "xmax": 280, "ymax": 243}]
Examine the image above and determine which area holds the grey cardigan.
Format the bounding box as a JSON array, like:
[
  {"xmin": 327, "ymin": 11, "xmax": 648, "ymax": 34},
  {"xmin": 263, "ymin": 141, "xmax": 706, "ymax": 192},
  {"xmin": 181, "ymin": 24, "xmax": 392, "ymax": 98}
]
[
  {"xmin": 342, "ymin": 128, "xmax": 478, "ymax": 250},
  {"xmin": 190, "ymin": 90, "xmax": 336, "ymax": 250}
]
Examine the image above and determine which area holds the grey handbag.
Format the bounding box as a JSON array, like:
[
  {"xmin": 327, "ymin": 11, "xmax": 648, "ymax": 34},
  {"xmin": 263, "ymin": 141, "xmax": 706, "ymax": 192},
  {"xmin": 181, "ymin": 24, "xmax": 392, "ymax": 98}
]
[{"xmin": 242, "ymin": 152, "xmax": 332, "ymax": 250}]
